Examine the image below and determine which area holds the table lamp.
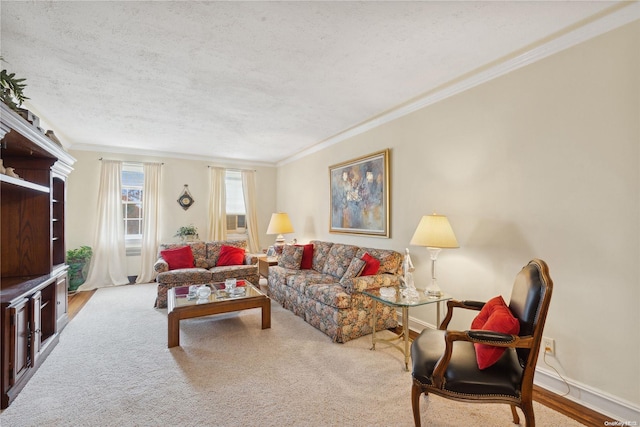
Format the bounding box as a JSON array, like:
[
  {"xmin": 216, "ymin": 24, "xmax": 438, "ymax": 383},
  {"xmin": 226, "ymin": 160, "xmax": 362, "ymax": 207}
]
[
  {"xmin": 410, "ymin": 213, "xmax": 459, "ymax": 296},
  {"xmin": 266, "ymin": 212, "xmax": 294, "ymax": 245}
]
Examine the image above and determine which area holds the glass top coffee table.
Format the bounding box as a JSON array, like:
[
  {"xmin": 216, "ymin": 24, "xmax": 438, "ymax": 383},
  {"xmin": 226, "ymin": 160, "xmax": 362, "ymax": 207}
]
[
  {"xmin": 167, "ymin": 281, "xmax": 270, "ymax": 348},
  {"xmin": 362, "ymin": 287, "xmax": 452, "ymax": 371}
]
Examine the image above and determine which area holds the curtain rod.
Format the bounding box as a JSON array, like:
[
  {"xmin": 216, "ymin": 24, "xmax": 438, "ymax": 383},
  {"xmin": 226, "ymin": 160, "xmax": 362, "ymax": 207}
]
[
  {"xmin": 207, "ymin": 166, "xmax": 256, "ymax": 172},
  {"xmin": 98, "ymin": 158, "xmax": 164, "ymax": 165}
]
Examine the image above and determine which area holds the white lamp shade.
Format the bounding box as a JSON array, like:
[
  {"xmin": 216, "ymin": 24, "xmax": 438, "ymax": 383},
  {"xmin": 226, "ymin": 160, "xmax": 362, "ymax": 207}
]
[
  {"xmin": 410, "ymin": 214, "xmax": 459, "ymax": 248},
  {"xmin": 266, "ymin": 212, "xmax": 294, "ymax": 235}
]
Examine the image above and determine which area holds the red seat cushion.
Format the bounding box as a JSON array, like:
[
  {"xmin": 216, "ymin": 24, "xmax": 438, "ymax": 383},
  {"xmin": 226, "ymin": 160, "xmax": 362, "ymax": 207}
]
[
  {"xmin": 360, "ymin": 252, "xmax": 381, "ymax": 276},
  {"xmin": 216, "ymin": 245, "xmax": 245, "ymax": 266},
  {"xmin": 296, "ymin": 244, "xmax": 314, "ymax": 269},
  {"xmin": 160, "ymin": 246, "xmax": 195, "ymax": 270},
  {"xmin": 471, "ymin": 296, "xmax": 520, "ymax": 370}
]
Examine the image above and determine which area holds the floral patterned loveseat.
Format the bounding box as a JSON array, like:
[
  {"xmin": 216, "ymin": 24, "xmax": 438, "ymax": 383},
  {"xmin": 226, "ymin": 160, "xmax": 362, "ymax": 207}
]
[
  {"xmin": 268, "ymin": 240, "xmax": 403, "ymax": 343},
  {"xmin": 153, "ymin": 240, "xmax": 259, "ymax": 308}
]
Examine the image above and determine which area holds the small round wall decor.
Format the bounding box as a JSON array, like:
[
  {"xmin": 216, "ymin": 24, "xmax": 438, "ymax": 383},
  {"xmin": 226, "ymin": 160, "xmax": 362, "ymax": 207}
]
[{"xmin": 178, "ymin": 184, "xmax": 194, "ymax": 210}]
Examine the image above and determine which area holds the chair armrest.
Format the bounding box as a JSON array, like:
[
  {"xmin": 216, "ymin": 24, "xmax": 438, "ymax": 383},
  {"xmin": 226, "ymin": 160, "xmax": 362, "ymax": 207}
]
[
  {"xmin": 467, "ymin": 330, "xmax": 519, "ymax": 345},
  {"xmin": 430, "ymin": 329, "xmax": 534, "ymax": 388},
  {"xmin": 154, "ymin": 258, "xmax": 169, "ymax": 273},
  {"xmin": 439, "ymin": 300, "xmax": 484, "ymax": 330},
  {"xmin": 460, "ymin": 300, "xmax": 486, "ymax": 310}
]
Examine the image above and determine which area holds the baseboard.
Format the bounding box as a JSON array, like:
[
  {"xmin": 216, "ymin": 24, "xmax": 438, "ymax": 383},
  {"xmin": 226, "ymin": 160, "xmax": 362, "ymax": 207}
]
[
  {"xmin": 403, "ymin": 313, "xmax": 640, "ymax": 424},
  {"xmin": 535, "ymin": 366, "xmax": 640, "ymax": 424}
]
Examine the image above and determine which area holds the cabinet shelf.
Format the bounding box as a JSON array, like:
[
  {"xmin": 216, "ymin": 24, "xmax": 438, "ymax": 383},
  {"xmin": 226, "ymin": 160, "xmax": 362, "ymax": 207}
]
[{"xmin": 0, "ymin": 174, "xmax": 50, "ymax": 193}]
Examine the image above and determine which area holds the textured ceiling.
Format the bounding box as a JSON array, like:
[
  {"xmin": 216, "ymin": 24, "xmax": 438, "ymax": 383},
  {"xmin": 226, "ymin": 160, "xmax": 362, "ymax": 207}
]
[{"xmin": 0, "ymin": 1, "xmax": 628, "ymax": 165}]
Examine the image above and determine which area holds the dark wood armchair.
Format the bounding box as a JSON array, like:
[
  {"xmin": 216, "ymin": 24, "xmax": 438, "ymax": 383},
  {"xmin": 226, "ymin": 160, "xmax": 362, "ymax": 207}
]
[{"xmin": 410, "ymin": 259, "xmax": 553, "ymax": 426}]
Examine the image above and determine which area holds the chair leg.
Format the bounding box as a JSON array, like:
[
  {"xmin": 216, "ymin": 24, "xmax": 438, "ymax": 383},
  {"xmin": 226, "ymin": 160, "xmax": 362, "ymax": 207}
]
[
  {"xmin": 411, "ymin": 384, "xmax": 423, "ymax": 427},
  {"xmin": 521, "ymin": 401, "xmax": 535, "ymax": 427},
  {"xmin": 510, "ymin": 405, "xmax": 520, "ymax": 425}
]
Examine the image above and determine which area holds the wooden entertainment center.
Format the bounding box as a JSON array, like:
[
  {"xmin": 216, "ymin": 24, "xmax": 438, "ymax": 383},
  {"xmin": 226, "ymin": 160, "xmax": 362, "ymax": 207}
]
[{"xmin": 0, "ymin": 102, "xmax": 75, "ymax": 409}]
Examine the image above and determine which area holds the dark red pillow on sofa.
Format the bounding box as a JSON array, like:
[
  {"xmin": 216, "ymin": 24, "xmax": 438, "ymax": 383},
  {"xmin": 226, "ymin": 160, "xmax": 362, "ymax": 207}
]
[
  {"xmin": 360, "ymin": 252, "xmax": 380, "ymax": 276},
  {"xmin": 296, "ymin": 244, "xmax": 314, "ymax": 269},
  {"xmin": 217, "ymin": 245, "xmax": 245, "ymax": 266},
  {"xmin": 160, "ymin": 246, "xmax": 195, "ymax": 270}
]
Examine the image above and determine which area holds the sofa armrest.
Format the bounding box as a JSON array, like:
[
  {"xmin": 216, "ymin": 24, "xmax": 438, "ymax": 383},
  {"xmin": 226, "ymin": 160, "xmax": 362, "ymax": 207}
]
[
  {"xmin": 154, "ymin": 258, "xmax": 169, "ymax": 273},
  {"xmin": 245, "ymin": 253, "xmax": 260, "ymax": 265},
  {"xmin": 345, "ymin": 273, "xmax": 402, "ymax": 293}
]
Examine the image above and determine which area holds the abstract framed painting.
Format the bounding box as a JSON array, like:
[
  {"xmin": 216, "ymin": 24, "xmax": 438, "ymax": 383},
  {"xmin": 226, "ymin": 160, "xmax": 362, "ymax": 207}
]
[{"xmin": 329, "ymin": 149, "xmax": 390, "ymax": 237}]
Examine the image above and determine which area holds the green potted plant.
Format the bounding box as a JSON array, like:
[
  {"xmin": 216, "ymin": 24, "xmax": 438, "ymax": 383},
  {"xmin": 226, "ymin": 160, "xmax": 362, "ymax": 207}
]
[
  {"xmin": 175, "ymin": 225, "xmax": 199, "ymax": 242},
  {"xmin": 0, "ymin": 56, "xmax": 29, "ymax": 111},
  {"xmin": 66, "ymin": 246, "xmax": 93, "ymax": 292}
]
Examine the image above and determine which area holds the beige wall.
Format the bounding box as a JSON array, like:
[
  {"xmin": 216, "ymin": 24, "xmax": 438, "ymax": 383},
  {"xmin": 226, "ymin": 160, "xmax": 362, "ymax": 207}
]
[
  {"xmin": 66, "ymin": 150, "xmax": 278, "ymax": 275},
  {"xmin": 277, "ymin": 21, "xmax": 639, "ymax": 406}
]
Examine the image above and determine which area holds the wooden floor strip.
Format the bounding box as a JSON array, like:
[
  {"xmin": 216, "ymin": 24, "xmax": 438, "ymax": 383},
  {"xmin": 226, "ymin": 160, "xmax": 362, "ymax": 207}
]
[
  {"xmin": 68, "ymin": 289, "xmax": 96, "ymax": 320},
  {"xmin": 532, "ymin": 385, "xmax": 612, "ymax": 426}
]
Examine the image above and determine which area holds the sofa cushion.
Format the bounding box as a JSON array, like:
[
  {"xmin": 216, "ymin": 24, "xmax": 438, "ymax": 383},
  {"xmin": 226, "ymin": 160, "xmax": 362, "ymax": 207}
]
[
  {"xmin": 160, "ymin": 246, "xmax": 195, "ymax": 270},
  {"xmin": 310, "ymin": 240, "xmax": 334, "ymax": 272},
  {"xmin": 279, "ymin": 245, "xmax": 304, "ymax": 269},
  {"xmin": 304, "ymin": 283, "xmax": 352, "ymax": 309},
  {"xmin": 360, "ymin": 252, "xmax": 381, "ymax": 276},
  {"xmin": 210, "ymin": 264, "xmax": 258, "ymax": 284},
  {"xmin": 287, "ymin": 271, "xmax": 337, "ymax": 293},
  {"xmin": 217, "ymin": 245, "xmax": 245, "ymax": 266},
  {"xmin": 340, "ymin": 257, "xmax": 366, "ymax": 283},
  {"xmin": 156, "ymin": 268, "xmax": 211, "ymax": 284},
  {"xmin": 296, "ymin": 244, "xmax": 314, "ymax": 269},
  {"xmin": 322, "ymin": 244, "xmax": 359, "ymax": 278}
]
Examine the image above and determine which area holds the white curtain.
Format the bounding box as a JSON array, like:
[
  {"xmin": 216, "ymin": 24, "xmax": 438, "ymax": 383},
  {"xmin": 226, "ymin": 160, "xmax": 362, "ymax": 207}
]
[
  {"xmin": 242, "ymin": 170, "xmax": 261, "ymax": 253},
  {"xmin": 208, "ymin": 167, "xmax": 227, "ymax": 241},
  {"xmin": 136, "ymin": 163, "xmax": 162, "ymax": 284},
  {"xmin": 79, "ymin": 160, "xmax": 129, "ymax": 290}
]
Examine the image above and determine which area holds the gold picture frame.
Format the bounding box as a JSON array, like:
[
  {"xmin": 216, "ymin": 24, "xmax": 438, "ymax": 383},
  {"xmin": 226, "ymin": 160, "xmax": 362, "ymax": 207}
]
[{"xmin": 329, "ymin": 149, "xmax": 390, "ymax": 237}]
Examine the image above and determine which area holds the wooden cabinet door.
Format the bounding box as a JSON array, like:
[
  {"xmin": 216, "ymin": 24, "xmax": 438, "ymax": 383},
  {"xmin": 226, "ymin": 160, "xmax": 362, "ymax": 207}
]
[
  {"xmin": 30, "ymin": 291, "xmax": 42, "ymax": 367},
  {"xmin": 55, "ymin": 274, "xmax": 68, "ymax": 331},
  {"xmin": 9, "ymin": 299, "xmax": 30, "ymax": 386}
]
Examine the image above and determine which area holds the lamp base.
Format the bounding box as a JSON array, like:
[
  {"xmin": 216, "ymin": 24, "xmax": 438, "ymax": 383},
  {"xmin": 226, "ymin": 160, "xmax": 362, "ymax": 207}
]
[
  {"xmin": 425, "ymin": 247, "xmax": 444, "ymax": 297},
  {"xmin": 425, "ymin": 278, "xmax": 442, "ymax": 297}
]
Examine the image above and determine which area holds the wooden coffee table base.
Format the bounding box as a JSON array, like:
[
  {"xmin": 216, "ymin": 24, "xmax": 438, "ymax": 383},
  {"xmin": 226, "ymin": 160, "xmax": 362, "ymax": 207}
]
[{"xmin": 167, "ymin": 289, "xmax": 271, "ymax": 348}]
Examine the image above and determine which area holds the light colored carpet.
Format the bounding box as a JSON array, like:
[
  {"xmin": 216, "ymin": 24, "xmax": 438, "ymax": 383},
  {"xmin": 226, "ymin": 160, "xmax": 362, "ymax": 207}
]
[{"xmin": 0, "ymin": 283, "xmax": 580, "ymax": 427}]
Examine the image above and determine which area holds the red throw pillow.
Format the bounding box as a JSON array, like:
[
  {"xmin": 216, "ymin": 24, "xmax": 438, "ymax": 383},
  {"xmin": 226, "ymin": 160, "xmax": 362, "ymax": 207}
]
[
  {"xmin": 296, "ymin": 244, "xmax": 314, "ymax": 269},
  {"xmin": 360, "ymin": 252, "xmax": 380, "ymax": 276},
  {"xmin": 473, "ymin": 299, "xmax": 520, "ymax": 370},
  {"xmin": 216, "ymin": 245, "xmax": 245, "ymax": 266},
  {"xmin": 471, "ymin": 295, "xmax": 507, "ymax": 330},
  {"xmin": 160, "ymin": 246, "xmax": 194, "ymax": 270}
]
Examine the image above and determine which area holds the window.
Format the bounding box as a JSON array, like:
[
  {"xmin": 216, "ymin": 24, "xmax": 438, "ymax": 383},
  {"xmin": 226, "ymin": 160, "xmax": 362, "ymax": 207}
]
[
  {"xmin": 225, "ymin": 170, "xmax": 246, "ymax": 235},
  {"xmin": 122, "ymin": 163, "xmax": 144, "ymax": 248}
]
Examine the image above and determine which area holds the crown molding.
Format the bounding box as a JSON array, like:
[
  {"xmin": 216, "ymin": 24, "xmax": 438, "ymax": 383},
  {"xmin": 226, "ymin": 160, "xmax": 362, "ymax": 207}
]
[
  {"xmin": 70, "ymin": 143, "xmax": 277, "ymax": 168},
  {"xmin": 278, "ymin": 2, "xmax": 640, "ymax": 167}
]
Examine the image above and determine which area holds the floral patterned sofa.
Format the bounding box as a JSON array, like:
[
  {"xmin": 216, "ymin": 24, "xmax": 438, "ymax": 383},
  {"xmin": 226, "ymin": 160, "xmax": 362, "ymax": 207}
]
[
  {"xmin": 268, "ymin": 240, "xmax": 403, "ymax": 343},
  {"xmin": 153, "ymin": 240, "xmax": 259, "ymax": 308}
]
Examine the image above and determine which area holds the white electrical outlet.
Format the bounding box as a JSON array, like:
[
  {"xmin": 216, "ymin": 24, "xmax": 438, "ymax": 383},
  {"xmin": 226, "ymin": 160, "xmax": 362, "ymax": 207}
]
[{"xmin": 543, "ymin": 337, "xmax": 555, "ymax": 356}]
